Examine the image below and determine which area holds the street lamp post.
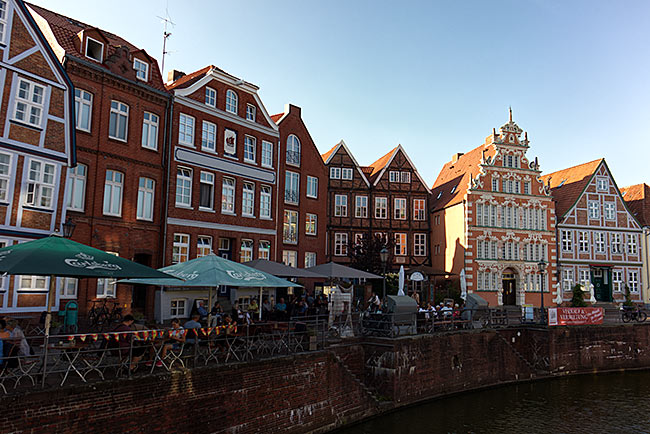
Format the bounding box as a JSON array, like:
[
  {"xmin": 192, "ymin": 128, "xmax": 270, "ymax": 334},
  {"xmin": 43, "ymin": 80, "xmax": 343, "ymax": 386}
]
[
  {"xmin": 380, "ymin": 247, "xmax": 389, "ymax": 300},
  {"xmin": 62, "ymin": 217, "xmax": 76, "ymax": 239},
  {"xmin": 537, "ymin": 260, "xmax": 547, "ymax": 324}
]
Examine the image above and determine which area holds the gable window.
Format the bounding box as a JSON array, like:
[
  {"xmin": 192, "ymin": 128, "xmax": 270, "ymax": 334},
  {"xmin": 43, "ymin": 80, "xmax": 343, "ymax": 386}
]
[
  {"xmin": 286, "ymin": 134, "xmax": 301, "ymax": 166},
  {"xmin": 0, "ymin": 1, "xmax": 7, "ymax": 43},
  {"xmin": 14, "ymin": 78, "xmax": 45, "ymax": 127},
  {"xmin": 597, "ymin": 177, "xmax": 608, "ymax": 191},
  {"xmin": 242, "ymin": 183, "xmax": 254, "ymax": 217},
  {"xmin": 26, "ymin": 159, "xmax": 55, "ymax": 208},
  {"xmin": 85, "ymin": 37, "xmax": 104, "ymax": 62},
  {"xmin": 260, "ymin": 185, "xmax": 271, "ymax": 219},
  {"xmin": 284, "ymin": 171, "xmax": 299, "ymax": 204},
  {"xmin": 172, "ymin": 234, "xmax": 190, "ymax": 264},
  {"xmin": 588, "ymin": 201, "xmax": 600, "ymax": 219},
  {"xmin": 604, "ymin": 202, "xmax": 616, "ymax": 220},
  {"xmin": 334, "ymin": 194, "xmax": 348, "ymax": 217},
  {"xmin": 389, "ymin": 171, "xmax": 399, "ymax": 182},
  {"xmin": 628, "ymin": 234, "xmax": 638, "ymax": 255},
  {"xmin": 330, "ymin": 167, "xmax": 341, "ymax": 179},
  {"xmin": 414, "ymin": 234, "xmax": 427, "ymax": 256},
  {"xmin": 413, "ymin": 199, "xmax": 425, "ymax": 220},
  {"xmin": 258, "ymin": 241, "xmax": 270, "ymax": 260},
  {"xmin": 244, "ymin": 136, "xmax": 256, "ymax": 162},
  {"xmin": 283, "ymin": 210, "xmax": 298, "ymax": 244},
  {"xmin": 141, "ymin": 112, "xmax": 159, "ymax": 150},
  {"xmin": 341, "ymin": 168, "xmax": 353, "ymax": 180},
  {"xmin": 178, "ymin": 113, "xmax": 195, "ymax": 146},
  {"xmin": 355, "ymin": 195, "xmax": 368, "ymax": 218},
  {"xmin": 133, "ymin": 58, "xmax": 149, "ymax": 81},
  {"xmin": 375, "ymin": 197, "xmax": 387, "ymax": 219},
  {"xmin": 246, "ymin": 104, "xmax": 256, "ymax": 122},
  {"xmin": 400, "ymin": 171, "xmax": 410, "ymax": 183},
  {"xmin": 108, "ymin": 100, "xmax": 128, "ymax": 141},
  {"xmin": 136, "ymin": 177, "xmax": 155, "ymax": 221},
  {"xmin": 201, "ymin": 121, "xmax": 216, "ymax": 152},
  {"xmin": 225, "ymin": 90, "xmax": 238, "ymax": 114},
  {"xmin": 205, "ymin": 87, "xmax": 216, "ymax": 107},
  {"xmin": 199, "ymin": 172, "xmax": 214, "ymax": 210},
  {"xmin": 306, "ymin": 213, "xmax": 317, "ymax": 235},
  {"xmin": 240, "ymin": 239, "xmax": 253, "ymax": 262},
  {"xmin": 103, "ymin": 170, "xmax": 123, "ymax": 216},
  {"xmin": 175, "ymin": 168, "xmax": 192, "ymax": 207},
  {"xmin": 74, "ymin": 89, "xmax": 93, "ymax": 132},
  {"xmin": 334, "ymin": 233, "xmax": 348, "ymax": 256},
  {"xmin": 394, "ymin": 198, "xmax": 407, "ymax": 220},
  {"xmin": 561, "ymin": 230, "xmax": 573, "ymax": 252},
  {"xmin": 395, "ymin": 233, "xmax": 407, "ymax": 256},
  {"xmin": 261, "ymin": 141, "xmax": 273, "ymax": 167},
  {"xmin": 66, "ymin": 163, "xmax": 86, "ymax": 211},
  {"xmin": 221, "ymin": 177, "xmax": 235, "ymax": 214},
  {"xmin": 306, "ymin": 176, "xmax": 318, "ymax": 198}
]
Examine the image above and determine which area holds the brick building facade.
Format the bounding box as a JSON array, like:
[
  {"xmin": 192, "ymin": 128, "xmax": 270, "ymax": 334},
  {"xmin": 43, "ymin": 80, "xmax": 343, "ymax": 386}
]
[
  {"xmin": 620, "ymin": 183, "xmax": 650, "ymax": 303},
  {"xmin": 0, "ymin": 0, "xmax": 75, "ymax": 314},
  {"xmin": 542, "ymin": 159, "xmax": 643, "ymax": 304},
  {"xmin": 431, "ymin": 113, "xmax": 557, "ymax": 307},
  {"xmin": 31, "ymin": 3, "xmax": 170, "ymax": 316}
]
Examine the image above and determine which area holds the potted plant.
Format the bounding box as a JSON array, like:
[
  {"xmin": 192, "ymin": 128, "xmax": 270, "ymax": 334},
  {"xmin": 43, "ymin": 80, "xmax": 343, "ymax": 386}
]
[
  {"xmin": 132, "ymin": 311, "xmax": 146, "ymax": 325},
  {"xmin": 570, "ymin": 284, "xmax": 587, "ymax": 307}
]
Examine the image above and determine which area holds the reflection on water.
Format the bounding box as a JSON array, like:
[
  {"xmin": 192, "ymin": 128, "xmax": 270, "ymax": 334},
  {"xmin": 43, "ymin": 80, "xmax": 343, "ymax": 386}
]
[{"xmin": 335, "ymin": 371, "xmax": 650, "ymax": 434}]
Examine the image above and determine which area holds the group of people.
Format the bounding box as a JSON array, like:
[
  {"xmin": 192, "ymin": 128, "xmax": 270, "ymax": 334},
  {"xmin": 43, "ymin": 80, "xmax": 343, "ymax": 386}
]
[
  {"xmin": 0, "ymin": 317, "xmax": 31, "ymax": 368},
  {"xmin": 418, "ymin": 301, "xmax": 462, "ymax": 321}
]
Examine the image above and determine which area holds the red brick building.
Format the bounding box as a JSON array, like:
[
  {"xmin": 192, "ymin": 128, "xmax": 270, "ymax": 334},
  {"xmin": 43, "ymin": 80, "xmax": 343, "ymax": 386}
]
[
  {"xmin": 620, "ymin": 183, "xmax": 650, "ymax": 304},
  {"xmin": 272, "ymin": 104, "xmax": 327, "ymax": 270},
  {"xmin": 322, "ymin": 142, "xmax": 431, "ymax": 274},
  {"xmin": 0, "ymin": 0, "xmax": 75, "ymax": 314},
  {"xmin": 31, "ymin": 4, "xmax": 170, "ymax": 316},
  {"xmin": 431, "ymin": 112, "xmax": 557, "ymax": 307}
]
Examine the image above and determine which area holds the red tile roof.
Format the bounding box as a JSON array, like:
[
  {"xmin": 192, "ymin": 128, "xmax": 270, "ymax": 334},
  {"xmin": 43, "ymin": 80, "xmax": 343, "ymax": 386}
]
[
  {"xmin": 165, "ymin": 65, "xmax": 214, "ymax": 90},
  {"xmin": 27, "ymin": 3, "xmax": 166, "ymax": 91},
  {"xmin": 539, "ymin": 159, "xmax": 603, "ymax": 219},
  {"xmin": 321, "ymin": 143, "xmax": 339, "ymax": 163},
  {"xmin": 270, "ymin": 113, "xmax": 283, "ymax": 123},
  {"xmin": 620, "ymin": 183, "xmax": 650, "ymax": 226},
  {"xmin": 431, "ymin": 142, "xmax": 495, "ymax": 210},
  {"xmin": 368, "ymin": 146, "xmax": 399, "ymax": 177}
]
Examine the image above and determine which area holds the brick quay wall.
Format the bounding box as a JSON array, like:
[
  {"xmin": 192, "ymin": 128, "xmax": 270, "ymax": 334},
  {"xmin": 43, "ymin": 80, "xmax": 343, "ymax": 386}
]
[{"xmin": 3, "ymin": 325, "xmax": 650, "ymax": 433}]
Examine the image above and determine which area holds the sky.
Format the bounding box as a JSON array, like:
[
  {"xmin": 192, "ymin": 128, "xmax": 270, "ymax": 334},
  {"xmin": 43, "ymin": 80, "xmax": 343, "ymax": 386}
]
[{"xmin": 29, "ymin": 0, "xmax": 650, "ymax": 188}]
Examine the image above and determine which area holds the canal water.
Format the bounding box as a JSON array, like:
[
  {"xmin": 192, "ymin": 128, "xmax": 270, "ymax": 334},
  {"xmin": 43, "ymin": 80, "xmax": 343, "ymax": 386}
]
[{"xmin": 336, "ymin": 371, "xmax": 650, "ymax": 434}]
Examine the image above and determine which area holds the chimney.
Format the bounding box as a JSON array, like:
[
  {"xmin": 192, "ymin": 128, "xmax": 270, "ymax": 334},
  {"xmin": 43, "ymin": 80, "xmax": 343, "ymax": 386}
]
[
  {"xmin": 452, "ymin": 152, "xmax": 464, "ymax": 163},
  {"xmin": 167, "ymin": 69, "xmax": 185, "ymax": 83}
]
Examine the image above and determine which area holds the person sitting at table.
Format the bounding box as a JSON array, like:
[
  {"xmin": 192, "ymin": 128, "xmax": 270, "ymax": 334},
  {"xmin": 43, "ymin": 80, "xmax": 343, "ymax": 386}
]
[
  {"xmin": 209, "ymin": 301, "xmax": 223, "ymax": 327},
  {"xmin": 6, "ymin": 319, "xmax": 30, "ymax": 356},
  {"xmin": 275, "ymin": 298, "xmax": 287, "ymax": 320},
  {"xmin": 262, "ymin": 298, "xmax": 272, "ymax": 321},
  {"xmin": 231, "ymin": 301, "xmax": 246, "ymax": 324},
  {"xmin": 183, "ymin": 314, "xmax": 202, "ymax": 344},
  {"xmin": 114, "ymin": 315, "xmax": 147, "ymax": 372},
  {"xmin": 160, "ymin": 318, "xmax": 185, "ymax": 362},
  {"xmin": 196, "ymin": 301, "xmax": 209, "ymax": 321},
  {"xmin": 222, "ymin": 314, "xmax": 237, "ymax": 334},
  {"xmin": 248, "ymin": 298, "xmax": 259, "ymax": 319}
]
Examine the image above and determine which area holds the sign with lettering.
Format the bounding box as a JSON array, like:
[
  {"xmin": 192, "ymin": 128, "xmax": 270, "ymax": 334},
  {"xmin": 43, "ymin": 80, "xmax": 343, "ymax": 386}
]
[
  {"xmin": 409, "ymin": 271, "xmax": 424, "ymax": 282},
  {"xmin": 224, "ymin": 129, "xmax": 237, "ymax": 155},
  {"xmin": 547, "ymin": 307, "xmax": 604, "ymax": 326}
]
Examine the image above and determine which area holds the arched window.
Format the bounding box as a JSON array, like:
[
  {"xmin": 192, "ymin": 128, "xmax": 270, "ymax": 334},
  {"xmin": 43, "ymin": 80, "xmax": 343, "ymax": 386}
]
[
  {"xmin": 286, "ymin": 134, "xmax": 301, "ymax": 166},
  {"xmin": 225, "ymin": 90, "xmax": 238, "ymax": 114}
]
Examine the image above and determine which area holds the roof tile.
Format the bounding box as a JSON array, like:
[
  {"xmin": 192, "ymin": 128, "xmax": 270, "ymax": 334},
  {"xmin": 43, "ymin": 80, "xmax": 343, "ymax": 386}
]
[{"xmin": 539, "ymin": 159, "xmax": 603, "ymax": 218}]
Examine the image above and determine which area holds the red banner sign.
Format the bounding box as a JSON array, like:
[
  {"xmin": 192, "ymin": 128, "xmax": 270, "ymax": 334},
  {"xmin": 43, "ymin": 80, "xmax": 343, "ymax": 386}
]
[{"xmin": 548, "ymin": 307, "xmax": 604, "ymax": 326}]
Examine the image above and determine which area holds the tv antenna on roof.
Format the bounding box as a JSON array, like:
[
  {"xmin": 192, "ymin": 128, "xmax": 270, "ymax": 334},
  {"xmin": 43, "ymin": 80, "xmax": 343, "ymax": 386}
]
[{"xmin": 157, "ymin": 4, "xmax": 175, "ymax": 75}]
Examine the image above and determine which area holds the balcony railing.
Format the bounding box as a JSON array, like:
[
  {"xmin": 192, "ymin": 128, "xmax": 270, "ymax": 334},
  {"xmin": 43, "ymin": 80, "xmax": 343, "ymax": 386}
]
[
  {"xmin": 285, "ymin": 150, "xmax": 300, "ymax": 166},
  {"xmin": 284, "ymin": 190, "xmax": 299, "ymax": 204}
]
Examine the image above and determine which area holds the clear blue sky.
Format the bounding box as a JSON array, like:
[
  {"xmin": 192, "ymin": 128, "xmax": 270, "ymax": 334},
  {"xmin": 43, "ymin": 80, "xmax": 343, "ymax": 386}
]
[{"xmin": 31, "ymin": 0, "xmax": 650, "ymax": 187}]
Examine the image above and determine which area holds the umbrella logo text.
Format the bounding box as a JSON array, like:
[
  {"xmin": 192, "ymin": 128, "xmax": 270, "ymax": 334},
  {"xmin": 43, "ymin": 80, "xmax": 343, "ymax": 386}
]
[
  {"xmin": 170, "ymin": 270, "xmax": 199, "ymax": 280},
  {"xmin": 65, "ymin": 252, "xmax": 122, "ymax": 271},
  {"xmin": 226, "ymin": 270, "xmax": 267, "ymax": 281}
]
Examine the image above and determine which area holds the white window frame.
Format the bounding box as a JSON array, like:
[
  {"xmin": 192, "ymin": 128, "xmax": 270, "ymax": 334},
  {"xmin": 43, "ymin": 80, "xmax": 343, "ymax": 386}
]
[
  {"xmin": 389, "ymin": 171, "xmax": 399, "ymax": 183},
  {"xmin": 611, "ymin": 233, "xmax": 622, "ymax": 254},
  {"xmin": 596, "ymin": 177, "xmax": 609, "ymax": 191},
  {"xmin": 66, "ymin": 162, "xmax": 86, "ymax": 212},
  {"xmin": 108, "ymin": 100, "xmax": 128, "ymax": 142},
  {"xmin": 492, "ymin": 178, "xmax": 499, "ymax": 192},
  {"xmin": 60, "ymin": 278, "xmax": 78, "ymax": 299},
  {"xmin": 175, "ymin": 167, "xmax": 192, "ymax": 207},
  {"xmin": 136, "ymin": 177, "xmax": 155, "ymax": 221},
  {"xmin": 595, "ymin": 232, "xmax": 606, "ymax": 253},
  {"xmin": 578, "ymin": 231, "xmax": 589, "ymax": 253},
  {"xmin": 612, "ymin": 270, "xmax": 623, "ymax": 292},
  {"xmin": 524, "ymin": 181, "xmax": 531, "ymax": 195},
  {"xmin": 284, "ymin": 171, "xmax": 299, "ymax": 205},
  {"xmin": 242, "ymin": 183, "xmax": 255, "ymax": 217},
  {"xmin": 178, "ymin": 113, "xmax": 195, "ymax": 146},
  {"xmin": 414, "ymin": 233, "xmax": 426, "ymax": 256},
  {"xmin": 400, "ymin": 172, "xmax": 410, "ymax": 183},
  {"xmin": 341, "ymin": 168, "xmax": 353, "ymax": 180},
  {"xmin": 225, "ymin": 90, "xmax": 238, "ymax": 114},
  {"xmin": 283, "ymin": 210, "xmax": 298, "ymax": 244},
  {"xmin": 306, "ymin": 213, "xmax": 317, "ymax": 236},
  {"xmin": 628, "ymin": 234, "xmax": 638, "ymax": 255},
  {"xmin": 84, "ymin": 36, "xmax": 104, "ymax": 62},
  {"xmin": 258, "ymin": 241, "xmax": 270, "ymax": 260},
  {"xmin": 329, "ymin": 167, "xmax": 341, "ymax": 179},
  {"xmin": 562, "ymin": 269, "xmax": 573, "ymax": 292},
  {"xmin": 14, "ymin": 78, "xmax": 45, "ymax": 128},
  {"xmin": 197, "ymin": 235, "xmax": 212, "ymax": 257},
  {"xmin": 246, "ymin": 104, "xmax": 256, "ymax": 122},
  {"xmin": 205, "ymin": 87, "xmax": 216, "ymax": 107},
  {"xmin": 375, "ymin": 197, "xmax": 387, "ymax": 219},
  {"xmin": 286, "ymin": 134, "xmax": 301, "ymax": 166},
  {"xmin": 394, "ymin": 198, "xmax": 407, "ymax": 220},
  {"xmin": 282, "ymin": 250, "xmax": 298, "ymax": 267},
  {"xmin": 141, "ymin": 111, "xmax": 159, "ymax": 150},
  {"xmin": 172, "ymin": 234, "xmax": 190, "ymax": 264},
  {"xmin": 334, "ymin": 233, "xmax": 348, "ymax": 256},
  {"xmin": 395, "ymin": 233, "xmax": 407, "ymax": 256},
  {"xmin": 96, "ymin": 252, "xmax": 118, "ymax": 298},
  {"xmin": 604, "ymin": 202, "xmax": 616, "ymax": 220},
  {"xmin": 221, "ymin": 177, "xmax": 235, "ymax": 214},
  {"xmin": 334, "ymin": 194, "xmax": 348, "ymax": 217},
  {"xmin": 588, "ymin": 201, "xmax": 600, "ymax": 219},
  {"xmin": 240, "ymin": 239, "xmax": 253, "ymax": 263},
  {"xmin": 355, "ymin": 195, "xmax": 368, "ymax": 218},
  {"xmin": 74, "ymin": 88, "xmax": 93, "ymax": 132},
  {"xmin": 629, "ymin": 271, "xmax": 639, "ymax": 292},
  {"xmin": 244, "ymin": 135, "xmax": 256, "ymax": 163},
  {"xmin": 413, "ymin": 198, "xmax": 425, "ymax": 220},
  {"xmin": 305, "ymin": 252, "xmax": 317, "ymax": 268},
  {"xmin": 133, "ymin": 58, "xmax": 149, "ymax": 81},
  {"xmin": 561, "ymin": 230, "xmax": 573, "ymax": 252},
  {"xmin": 306, "ymin": 176, "xmax": 318, "ymax": 199},
  {"xmin": 261, "ymin": 141, "xmax": 273, "ymax": 168},
  {"xmin": 201, "ymin": 120, "xmax": 217, "ymax": 152},
  {"xmin": 103, "ymin": 170, "xmax": 123, "ymax": 216},
  {"xmin": 170, "ymin": 298, "xmax": 187, "ymax": 318},
  {"xmin": 260, "ymin": 185, "xmax": 271, "ymax": 219},
  {"xmin": 199, "ymin": 171, "xmax": 215, "ymax": 210},
  {"xmin": 0, "ymin": 1, "xmax": 7, "ymax": 44}
]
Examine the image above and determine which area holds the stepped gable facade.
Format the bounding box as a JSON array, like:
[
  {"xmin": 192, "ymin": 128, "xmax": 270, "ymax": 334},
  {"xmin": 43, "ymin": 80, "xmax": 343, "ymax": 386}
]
[
  {"xmin": 542, "ymin": 160, "xmax": 643, "ymax": 303},
  {"xmin": 0, "ymin": 0, "xmax": 75, "ymax": 314},
  {"xmin": 431, "ymin": 112, "xmax": 557, "ymax": 307},
  {"xmin": 30, "ymin": 2, "xmax": 170, "ymax": 316}
]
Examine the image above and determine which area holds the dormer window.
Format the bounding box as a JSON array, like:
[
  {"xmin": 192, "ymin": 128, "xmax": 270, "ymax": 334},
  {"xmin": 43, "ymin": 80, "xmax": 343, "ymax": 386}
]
[
  {"xmin": 133, "ymin": 58, "xmax": 149, "ymax": 81},
  {"xmin": 246, "ymin": 104, "xmax": 256, "ymax": 122},
  {"xmin": 85, "ymin": 37, "xmax": 104, "ymax": 62},
  {"xmin": 225, "ymin": 90, "xmax": 238, "ymax": 114}
]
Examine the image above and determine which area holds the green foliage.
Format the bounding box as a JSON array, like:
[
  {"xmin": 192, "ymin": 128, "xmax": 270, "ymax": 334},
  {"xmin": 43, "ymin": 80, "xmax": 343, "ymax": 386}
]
[
  {"xmin": 570, "ymin": 284, "xmax": 587, "ymax": 307},
  {"xmin": 348, "ymin": 233, "xmax": 392, "ymax": 276},
  {"xmin": 434, "ymin": 280, "xmax": 461, "ymax": 306},
  {"xmin": 624, "ymin": 284, "xmax": 635, "ymax": 307}
]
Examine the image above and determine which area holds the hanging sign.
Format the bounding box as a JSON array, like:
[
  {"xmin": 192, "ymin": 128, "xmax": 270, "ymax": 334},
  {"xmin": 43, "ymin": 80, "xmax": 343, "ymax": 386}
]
[
  {"xmin": 548, "ymin": 307, "xmax": 604, "ymax": 326},
  {"xmin": 409, "ymin": 271, "xmax": 424, "ymax": 282},
  {"xmin": 224, "ymin": 129, "xmax": 237, "ymax": 155}
]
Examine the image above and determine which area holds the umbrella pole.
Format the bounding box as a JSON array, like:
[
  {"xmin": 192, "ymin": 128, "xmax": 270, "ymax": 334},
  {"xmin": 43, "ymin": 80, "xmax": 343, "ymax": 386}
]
[
  {"xmin": 159, "ymin": 287, "xmax": 164, "ymax": 325},
  {"xmin": 208, "ymin": 287, "xmax": 213, "ymax": 326},
  {"xmin": 44, "ymin": 274, "xmax": 56, "ymax": 337},
  {"xmin": 259, "ymin": 287, "xmax": 262, "ymax": 321}
]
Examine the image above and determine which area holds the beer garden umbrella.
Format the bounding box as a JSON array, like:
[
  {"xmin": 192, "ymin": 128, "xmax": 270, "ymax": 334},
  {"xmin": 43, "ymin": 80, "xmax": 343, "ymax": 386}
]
[{"xmin": 0, "ymin": 234, "xmax": 182, "ymax": 336}]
